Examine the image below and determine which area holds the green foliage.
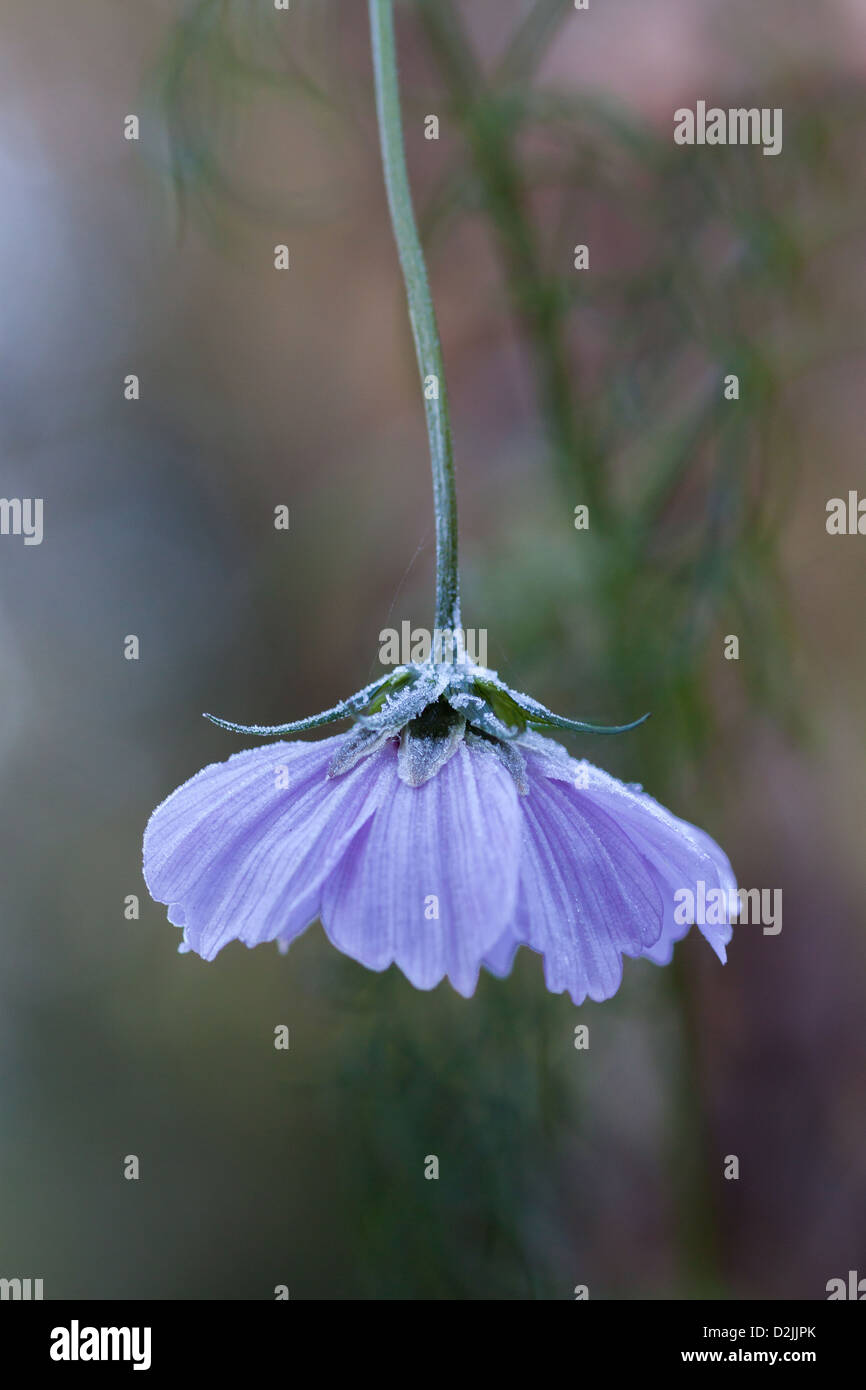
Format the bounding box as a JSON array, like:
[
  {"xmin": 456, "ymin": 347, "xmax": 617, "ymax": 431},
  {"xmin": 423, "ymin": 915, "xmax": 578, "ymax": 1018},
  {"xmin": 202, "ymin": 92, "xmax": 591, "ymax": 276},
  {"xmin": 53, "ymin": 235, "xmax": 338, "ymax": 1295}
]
[{"xmin": 148, "ymin": 0, "xmax": 340, "ymax": 246}]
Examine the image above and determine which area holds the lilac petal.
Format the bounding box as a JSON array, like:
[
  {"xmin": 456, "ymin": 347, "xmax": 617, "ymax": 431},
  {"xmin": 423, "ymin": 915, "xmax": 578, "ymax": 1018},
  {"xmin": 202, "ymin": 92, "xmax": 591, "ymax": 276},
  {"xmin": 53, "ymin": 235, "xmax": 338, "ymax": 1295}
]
[
  {"xmin": 591, "ymin": 796, "xmax": 735, "ymax": 965},
  {"xmin": 144, "ymin": 742, "xmax": 305, "ymax": 902},
  {"xmin": 522, "ymin": 732, "xmax": 737, "ymax": 966},
  {"xmin": 321, "ymin": 742, "xmax": 521, "ymax": 996},
  {"xmin": 482, "ymin": 929, "xmax": 521, "ymax": 979},
  {"xmin": 465, "ymin": 730, "xmax": 529, "ymax": 795},
  {"xmin": 144, "ymin": 735, "xmax": 392, "ymax": 961},
  {"xmin": 509, "ymin": 766, "xmax": 665, "ymax": 1005},
  {"xmin": 648, "ymin": 820, "xmax": 736, "ymax": 964}
]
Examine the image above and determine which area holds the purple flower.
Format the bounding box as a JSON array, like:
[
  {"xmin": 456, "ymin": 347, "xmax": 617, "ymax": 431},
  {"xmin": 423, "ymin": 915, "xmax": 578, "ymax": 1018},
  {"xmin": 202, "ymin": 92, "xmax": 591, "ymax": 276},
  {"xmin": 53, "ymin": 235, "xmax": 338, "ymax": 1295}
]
[
  {"xmin": 143, "ymin": 660, "xmax": 735, "ymax": 1003},
  {"xmin": 143, "ymin": 7, "xmax": 738, "ymax": 1005}
]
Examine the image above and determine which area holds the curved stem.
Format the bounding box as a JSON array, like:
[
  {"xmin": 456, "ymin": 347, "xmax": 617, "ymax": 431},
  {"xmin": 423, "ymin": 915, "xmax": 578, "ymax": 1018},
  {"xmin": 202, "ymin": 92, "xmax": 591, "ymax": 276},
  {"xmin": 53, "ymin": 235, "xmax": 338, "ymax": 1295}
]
[{"xmin": 368, "ymin": 0, "xmax": 460, "ymax": 633}]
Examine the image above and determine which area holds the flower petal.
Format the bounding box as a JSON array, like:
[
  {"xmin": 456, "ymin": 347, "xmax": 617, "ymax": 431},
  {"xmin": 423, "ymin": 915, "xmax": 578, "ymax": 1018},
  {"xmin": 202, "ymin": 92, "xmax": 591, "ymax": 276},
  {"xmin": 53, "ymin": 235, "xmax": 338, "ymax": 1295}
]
[
  {"xmin": 509, "ymin": 762, "xmax": 665, "ymax": 1004},
  {"xmin": 321, "ymin": 742, "xmax": 521, "ymax": 995},
  {"xmin": 144, "ymin": 735, "xmax": 391, "ymax": 960},
  {"xmin": 144, "ymin": 743, "xmax": 296, "ymax": 904},
  {"xmin": 482, "ymin": 929, "xmax": 521, "ymax": 979},
  {"xmin": 521, "ymin": 731, "xmax": 737, "ymax": 966}
]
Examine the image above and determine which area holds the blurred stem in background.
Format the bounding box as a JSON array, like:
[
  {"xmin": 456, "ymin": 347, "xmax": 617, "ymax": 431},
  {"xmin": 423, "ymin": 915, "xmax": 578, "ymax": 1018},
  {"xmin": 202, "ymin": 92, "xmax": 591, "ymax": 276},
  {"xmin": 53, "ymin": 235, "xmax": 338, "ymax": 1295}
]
[{"xmin": 417, "ymin": 0, "xmax": 609, "ymax": 524}]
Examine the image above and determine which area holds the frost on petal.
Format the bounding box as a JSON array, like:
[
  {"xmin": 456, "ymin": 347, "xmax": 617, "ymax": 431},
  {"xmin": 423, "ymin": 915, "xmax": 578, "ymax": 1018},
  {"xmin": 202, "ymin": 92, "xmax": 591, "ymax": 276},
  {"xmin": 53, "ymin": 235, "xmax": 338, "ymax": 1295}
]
[
  {"xmin": 143, "ymin": 734, "xmax": 391, "ymax": 961},
  {"xmin": 465, "ymin": 730, "xmax": 528, "ymax": 795},
  {"xmin": 397, "ymin": 703, "xmax": 465, "ymax": 786},
  {"xmin": 511, "ymin": 765, "xmax": 664, "ymax": 1005},
  {"xmin": 321, "ymin": 742, "xmax": 521, "ymax": 997},
  {"xmin": 328, "ymin": 724, "xmax": 394, "ymax": 777}
]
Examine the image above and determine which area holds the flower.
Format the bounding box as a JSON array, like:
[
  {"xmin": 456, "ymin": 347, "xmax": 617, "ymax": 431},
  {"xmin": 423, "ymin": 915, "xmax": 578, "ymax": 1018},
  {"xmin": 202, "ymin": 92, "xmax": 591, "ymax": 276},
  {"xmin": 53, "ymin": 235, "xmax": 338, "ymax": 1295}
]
[
  {"xmin": 143, "ymin": 4, "xmax": 738, "ymax": 1005},
  {"xmin": 143, "ymin": 659, "xmax": 736, "ymax": 1003}
]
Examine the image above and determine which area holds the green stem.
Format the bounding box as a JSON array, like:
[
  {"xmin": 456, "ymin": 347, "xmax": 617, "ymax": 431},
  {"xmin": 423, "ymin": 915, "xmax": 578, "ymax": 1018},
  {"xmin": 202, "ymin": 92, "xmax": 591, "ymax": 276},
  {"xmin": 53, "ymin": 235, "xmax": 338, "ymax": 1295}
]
[{"xmin": 368, "ymin": 0, "xmax": 460, "ymax": 634}]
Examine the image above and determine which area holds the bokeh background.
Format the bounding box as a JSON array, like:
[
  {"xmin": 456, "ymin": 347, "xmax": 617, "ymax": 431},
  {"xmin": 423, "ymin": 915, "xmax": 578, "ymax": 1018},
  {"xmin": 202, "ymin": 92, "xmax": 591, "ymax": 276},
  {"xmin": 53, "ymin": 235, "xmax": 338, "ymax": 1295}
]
[{"xmin": 1, "ymin": 0, "xmax": 865, "ymax": 1299}]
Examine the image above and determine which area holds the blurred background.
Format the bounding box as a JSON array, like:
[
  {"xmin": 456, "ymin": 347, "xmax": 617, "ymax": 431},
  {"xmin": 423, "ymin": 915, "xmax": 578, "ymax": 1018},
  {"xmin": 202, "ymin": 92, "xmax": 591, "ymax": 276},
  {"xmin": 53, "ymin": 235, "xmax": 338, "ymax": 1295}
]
[{"xmin": 0, "ymin": 0, "xmax": 864, "ymax": 1299}]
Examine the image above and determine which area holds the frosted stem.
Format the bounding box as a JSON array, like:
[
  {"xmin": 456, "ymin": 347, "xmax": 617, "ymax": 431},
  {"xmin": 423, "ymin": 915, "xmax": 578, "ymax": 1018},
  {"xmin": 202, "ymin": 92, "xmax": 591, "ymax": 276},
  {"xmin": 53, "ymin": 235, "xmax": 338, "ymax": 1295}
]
[{"xmin": 368, "ymin": 0, "xmax": 461, "ymax": 634}]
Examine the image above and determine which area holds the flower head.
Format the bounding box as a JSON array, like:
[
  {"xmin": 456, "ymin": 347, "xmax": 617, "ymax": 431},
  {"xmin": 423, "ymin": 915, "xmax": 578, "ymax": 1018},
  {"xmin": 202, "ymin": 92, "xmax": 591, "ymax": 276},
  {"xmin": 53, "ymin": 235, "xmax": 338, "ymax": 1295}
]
[{"xmin": 143, "ymin": 658, "xmax": 735, "ymax": 1004}]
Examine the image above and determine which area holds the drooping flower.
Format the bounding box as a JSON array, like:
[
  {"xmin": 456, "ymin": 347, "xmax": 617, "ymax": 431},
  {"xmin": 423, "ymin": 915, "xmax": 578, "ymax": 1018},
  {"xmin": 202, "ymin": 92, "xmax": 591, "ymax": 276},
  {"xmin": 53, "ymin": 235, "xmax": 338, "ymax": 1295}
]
[
  {"xmin": 143, "ymin": 1, "xmax": 738, "ymax": 1004},
  {"xmin": 143, "ymin": 659, "xmax": 736, "ymax": 1004}
]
